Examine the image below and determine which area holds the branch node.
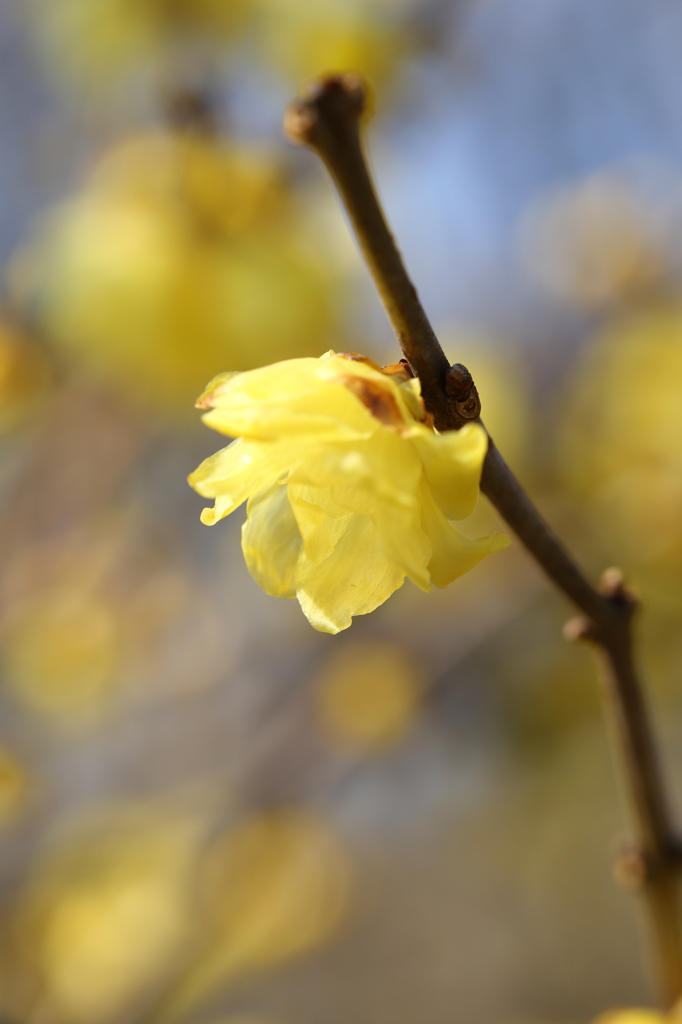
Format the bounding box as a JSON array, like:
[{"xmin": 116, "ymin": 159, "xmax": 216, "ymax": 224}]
[
  {"xmin": 563, "ymin": 615, "xmax": 600, "ymax": 645},
  {"xmin": 600, "ymin": 566, "xmax": 639, "ymax": 619},
  {"xmin": 614, "ymin": 842, "xmax": 650, "ymax": 892},
  {"xmin": 445, "ymin": 363, "xmax": 481, "ymax": 420},
  {"xmin": 614, "ymin": 837, "xmax": 682, "ymax": 892},
  {"xmin": 284, "ymin": 73, "xmax": 368, "ymax": 150}
]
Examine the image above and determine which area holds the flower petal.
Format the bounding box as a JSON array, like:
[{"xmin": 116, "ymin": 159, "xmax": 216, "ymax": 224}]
[
  {"xmin": 195, "ymin": 371, "xmax": 242, "ymax": 408},
  {"xmin": 318, "ymin": 355, "xmax": 423, "ymax": 428},
  {"xmin": 289, "ymin": 432, "xmax": 422, "ymax": 514},
  {"xmin": 241, "ymin": 483, "xmax": 302, "ymax": 599},
  {"xmin": 371, "ymin": 501, "xmax": 432, "ymax": 592},
  {"xmin": 189, "ymin": 437, "xmax": 293, "ymax": 524},
  {"xmin": 295, "ymin": 514, "xmax": 405, "ymax": 634},
  {"xmin": 288, "ymin": 484, "xmax": 351, "ymax": 565},
  {"xmin": 290, "ymin": 473, "xmax": 431, "ymax": 590},
  {"xmin": 199, "ymin": 358, "xmax": 378, "ymax": 440},
  {"xmin": 411, "ymin": 422, "xmax": 488, "ymax": 520},
  {"xmin": 421, "ymin": 483, "xmax": 510, "ymax": 588}
]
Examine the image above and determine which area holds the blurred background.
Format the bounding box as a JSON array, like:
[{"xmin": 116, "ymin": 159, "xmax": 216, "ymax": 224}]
[{"xmin": 1, "ymin": 1, "xmax": 682, "ymax": 1022}]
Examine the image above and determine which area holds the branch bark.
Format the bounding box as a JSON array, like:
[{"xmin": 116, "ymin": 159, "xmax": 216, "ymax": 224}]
[{"xmin": 285, "ymin": 72, "xmax": 682, "ymax": 1006}]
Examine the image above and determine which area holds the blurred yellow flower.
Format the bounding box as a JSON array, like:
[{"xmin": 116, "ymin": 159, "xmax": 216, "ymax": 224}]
[
  {"xmin": 29, "ymin": 0, "xmax": 252, "ymax": 83},
  {"xmin": 13, "ymin": 133, "xmax": 335, "ymax": 414},
  {"xmin": 560, "ymin": 303, "xmax": 682, "ymax": 607},
  {"xmin": 23, "ymin": 809, "xmax": 201, "ymax": 1024},
  {"xmin": 28, "ymin": 0, "xmax": 419, "ymax": 89},
  {"xmin": 315, "ymin": 640, "xmax": 422, "ymax": 750},
  {"xmin": 156, "ymin": 808, "xmax": 350, "ymax": 1022},
  {"xmin": 189, "ymin": 352, "xmax": 508, "ymax": 633},
  {"xmin": 255, "ymin": 0, "xmax": 417, "ymax": 87},
  {"xmin": 2, "ymin": 584, "xmax": 119, "ymax": 718},
  {"xmin": 520, "ymin": 172, "xmax": 664, "ymax": 310},
  {"xmin": 206, "ymin": 809, "xmax": 348, "ymax": 971}
]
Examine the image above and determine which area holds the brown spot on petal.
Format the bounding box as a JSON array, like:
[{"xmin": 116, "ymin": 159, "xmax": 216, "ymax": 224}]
[
  {"xmin": 337, "ymin": 375, "xmax": 408, "ymax": 433},
  {"xmin": 338, "ymin": 352, "xmax": 415, "ymax": 384},
  {"xmin": 336, "ymin": 352, "xmax": 383, "ymax": 369},
  {"xmin": 195, "ymin": 394, "xmax": 217, "ymax": 409},
  {"xmin": 381, "ymin": 359, "xmax": 414, "ymax": 383}
]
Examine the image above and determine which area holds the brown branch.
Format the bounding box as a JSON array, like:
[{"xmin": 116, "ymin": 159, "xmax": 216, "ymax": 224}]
[
  {"xmin": 285, "ymin": 75, "xmax": 455, "ymax": 432},
  {"xmin": 285, "ymin": 72, "xmax": 682, "ymax": 1006}
]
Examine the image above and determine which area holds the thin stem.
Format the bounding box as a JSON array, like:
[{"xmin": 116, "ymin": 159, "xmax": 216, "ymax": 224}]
[
  {"xmin": 285, "ymin": 73, "xmax": 682, "ymax": 1005},
  {"xmin": 480, "ymin": 440, "xmax": 617, "ymax": 626},
  {"xmin": 285, "ymin": 75, "xmax": 454, "ymax": 432},
  {"xmin": 592, "ymin": 625, "xmax": 682, "ymax": 1004}
]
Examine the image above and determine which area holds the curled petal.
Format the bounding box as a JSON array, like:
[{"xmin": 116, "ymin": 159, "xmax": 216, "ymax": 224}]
[
  {"xmin": 296, "ymin": 514, "xmax": 405, "ymax": 634},
  {"xmin": 241, "ymin": 483, "xmax": 302, "ymax": 599},
  {"xmin": 398, "ymin": 377, "xmax": 428, "ymax": 422},
  {"xmin": 288, "ymin": 484, "xmax": 351, "ymax": 565},
  {"xmin": 421, "ymin": 483, "xmax": 510, "ymax": 588},
  {"xmin": 189, "ymin": 437, "xmax": 294, "ymax": 524},
  {"xmin": 412, "ymin": 422, "xmax": 488, "ymax": 520},
  {"xmin": 199, "ymin": 358, "xmax": 378, "ymax": 440},
  {"xmin": 371, "ymin": 501, "xmax": 431, "ymax": 592}
]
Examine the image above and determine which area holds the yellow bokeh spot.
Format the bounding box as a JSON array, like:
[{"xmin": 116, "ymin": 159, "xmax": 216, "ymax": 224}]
[
  {"xmin": 26, "ymin": 811, "xmax": 200, "ymax": 1023},
  {"xmin": 256, "ymin": 0, "xmax": 415, "ymax": 86},
  {"xmin": 29, "ymin": 0, "xmax": 253, "ymax": 83},
  {"xmin": 2, "ymin": 586, "xmax": 119, "ymax": 717},
  {"xmin": 520, "ymin": 172, "xmax": 664, "ymax": 309},
  {"xmin": 560, "ymin": 302, "xmax": 682, "ymax": 605},
  {"xmin": 165, "ymin": 809, "xmax": 350, "ymax": 1020},
  {"xmin": 13, "ymin": 133, "xmax": 336, "ymax": 414},
  {"xmin": 0, "ymin": 747, "xmax": 30, "ymax": 824},
  {"xmin": 208, "ymin": 809, "xmax": 349, "ymax": 966},
  {"xmin": 595, "ymin": 1011, "xmax": 671, "ymax": 1024},
  {"xmin": 316, "ymin": 640, "xmax": 422, "ymax": 751},
  {"xmin": 27, "ymin": 0, "xmax": 418, "ymax": 90}
]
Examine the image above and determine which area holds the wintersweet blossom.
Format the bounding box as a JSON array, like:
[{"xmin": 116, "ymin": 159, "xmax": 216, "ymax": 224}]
[{"xmin": 189, "ymin": 352, "xmax": 509, "ymax": 633}]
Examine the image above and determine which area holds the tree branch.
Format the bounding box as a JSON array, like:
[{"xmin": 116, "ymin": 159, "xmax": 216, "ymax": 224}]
[{"xmin": 285, "ymin": 72, "xmax": 682, "ymax": 1006}]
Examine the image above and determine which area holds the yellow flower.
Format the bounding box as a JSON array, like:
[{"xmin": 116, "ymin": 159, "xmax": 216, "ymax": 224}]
[
  {"xmin": 189, "ymin": 352, "xmax": 509, "ymax": 633},
  {"xmin": 13, "ymin": 133, "xmax": 335, "ymax": 414},
  {"xmin": 21, "ymin": 808, "xmax": 201, "ymax": 1024},
  {"xmin": 255, "ymin": 0, "xmax": 417, "ymax": 87},
  {"xmin": 559, "ymin": 303, "xmax": 682, "ymax": 609},
  {"xmin": 27, "ymin": 0, "xmax": 419, "ymax": 90},
  {"xmin": 28, "ymin": 0, "xmax": 252, "ymax": 83}
]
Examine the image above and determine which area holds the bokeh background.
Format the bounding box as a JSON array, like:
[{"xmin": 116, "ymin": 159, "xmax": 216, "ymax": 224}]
[{"xmin": 1, "ymin": 1, "xmax": 682, "ymax": 1022}]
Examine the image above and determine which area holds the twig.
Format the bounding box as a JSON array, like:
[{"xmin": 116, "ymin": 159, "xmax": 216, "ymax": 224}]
[{"xmin": 285, "ymin": 72, "xmax": 682, "ymax": 1006}]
